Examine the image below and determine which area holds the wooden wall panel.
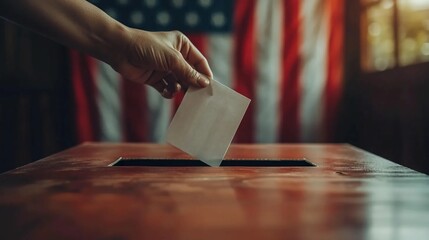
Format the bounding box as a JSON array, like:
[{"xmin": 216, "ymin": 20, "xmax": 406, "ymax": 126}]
[
  {"xmin": 341, "ymin": 1, "xmax": 429, "ymax": 174},
  {"xmin": 0, "ymin": 20, "xmax": 75, "ymax": 173}
]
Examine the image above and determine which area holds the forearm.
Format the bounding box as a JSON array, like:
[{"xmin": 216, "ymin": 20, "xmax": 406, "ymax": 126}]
[
  {"xmin": 0, "ymin": 0, "xmax": 212, "ymax": 97},
  {"xmin": 0, "ymin": 0, "xmax": 129, "ymax": 65}
]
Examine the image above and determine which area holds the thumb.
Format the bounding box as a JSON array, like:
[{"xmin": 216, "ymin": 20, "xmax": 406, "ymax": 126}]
[{"xmin": 169, "ymin": 52, "xmax": 210, "ymax": 88}]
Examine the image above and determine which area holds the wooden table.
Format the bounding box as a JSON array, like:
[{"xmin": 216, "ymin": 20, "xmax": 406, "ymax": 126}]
[{"xmin": 0, "ymin": 143, "xmax": 428, "ymax": 240}]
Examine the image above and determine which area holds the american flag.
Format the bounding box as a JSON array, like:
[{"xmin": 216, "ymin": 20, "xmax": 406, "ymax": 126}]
[{"xmin": 71, "ymin": 0, "xmax": 343, "ymax": 143}]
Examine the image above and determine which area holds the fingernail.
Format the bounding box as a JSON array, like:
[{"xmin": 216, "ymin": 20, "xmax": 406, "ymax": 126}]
[
  {"xmin": 162, "ymin": 88, "xmax": 168, "ymax": 97},
  {"xmin": 198, "ymin": 76, "xmax": 210, "ymax": 87},
  {"xmin": 175, "ymin": 83, "xmax": 181, "ymax": 92}
]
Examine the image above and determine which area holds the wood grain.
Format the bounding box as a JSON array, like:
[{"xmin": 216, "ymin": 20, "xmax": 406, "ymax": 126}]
[{"xmin": 0, "ymin": 143, "xmax": 428, "ymax": 240}]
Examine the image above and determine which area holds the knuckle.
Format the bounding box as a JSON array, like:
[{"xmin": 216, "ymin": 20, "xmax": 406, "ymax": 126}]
[
  {"xmin": 174, "ymin": 31, "xmax": 190, "ymax": 46},
  {"xmin": 172, "ymin": 30, "xmax": 183, "ymax": 36},
  {"xmin": 170, "ymin": 30, "xmax": 184, "ymax": 42}
]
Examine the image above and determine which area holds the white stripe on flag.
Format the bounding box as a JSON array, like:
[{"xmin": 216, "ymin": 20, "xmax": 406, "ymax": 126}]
[
  {"xmin": 207, "ymin": 34, "xmax": 233, "ymax": 87},
  {"xmin": 95, "ymin": 61, "xmax": 123, "ymax": 142},
  {"xmin": 145, "ymin": 86, "xmax": 172, "ymax": 143},
  {"xmin": 299, "ymin": 0, "xmax": 328, "ymax": 142},
  {"xmin": 255, "ymin": 0, "xmax": 283, "ymax": 143}
]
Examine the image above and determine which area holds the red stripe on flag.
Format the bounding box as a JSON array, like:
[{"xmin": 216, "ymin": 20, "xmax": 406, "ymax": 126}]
[
  {"xmin": 233, "ymin": 0, "xmax": 257, "ymax": 143},
  {"xmin": 121, "ymin": 79, "xmax": 148, "ymax": 142},
  {"xmin": 70, "ymin": 50, "xmax": 99, "ymax": 142},
  {"xmin": 173, "ymin": 34, "xmax": 208, "ymax": 113},
  {"xmin": 324, "ymin": 0, "xmax": 344, "ymax": 141},
  {"xmin": 187, "ymin": 34, "xmax": 207, "ymax": 62},
  {"xmin": 280, "ymin": 0, "xmax": 301, "ymax": 142}
]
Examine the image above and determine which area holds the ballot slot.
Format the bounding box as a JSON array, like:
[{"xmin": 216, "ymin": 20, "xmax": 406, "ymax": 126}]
[{"xmin": 110, "ymin": 158, "xmax": 316, "ymax": 167}]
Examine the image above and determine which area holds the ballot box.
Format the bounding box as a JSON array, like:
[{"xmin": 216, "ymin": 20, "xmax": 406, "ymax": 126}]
[{"xmin": 0, "ymin": 143, "xmax": 428, "ymax": 240}]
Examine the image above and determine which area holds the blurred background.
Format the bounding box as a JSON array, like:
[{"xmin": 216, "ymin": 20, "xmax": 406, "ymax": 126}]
[{"xmin": 1, "ymin": 0, "xmax": 428, "ymax": 173}]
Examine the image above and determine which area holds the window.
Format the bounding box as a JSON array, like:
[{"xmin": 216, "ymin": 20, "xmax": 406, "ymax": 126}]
[{"xmin": 361, "ymin": 0, "xmax": 429, "ymax": 72}]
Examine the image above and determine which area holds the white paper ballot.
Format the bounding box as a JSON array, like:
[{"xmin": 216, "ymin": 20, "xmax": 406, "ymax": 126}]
[{"xmin": 166, "ymin": 79, "xmax": 250, "ymax": 167}]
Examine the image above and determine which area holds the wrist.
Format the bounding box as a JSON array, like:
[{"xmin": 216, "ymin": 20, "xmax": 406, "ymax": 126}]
[{"xmin": 90, "ymin": 20, "xmax": 131, "ymax": 68}]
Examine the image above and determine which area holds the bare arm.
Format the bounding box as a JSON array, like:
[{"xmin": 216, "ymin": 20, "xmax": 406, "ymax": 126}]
[{"xmin": 0, "ymin": 0, "xmax": 212, "ymax": 98}]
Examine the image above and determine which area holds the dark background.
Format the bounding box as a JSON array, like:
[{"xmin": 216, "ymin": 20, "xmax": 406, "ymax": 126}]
[{"xmin": 0, "ymin": 21, "xmax": 76, "ymax": 172}]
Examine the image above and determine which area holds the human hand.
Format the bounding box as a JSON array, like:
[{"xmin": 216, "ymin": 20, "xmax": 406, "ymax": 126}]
[
  {"xmin": 112, "ymin": 29, "xmax": 213, "ymax": 98},
  {"xmin": 0, "ymin": 0, "xmax": 213, "ymax": 98}
]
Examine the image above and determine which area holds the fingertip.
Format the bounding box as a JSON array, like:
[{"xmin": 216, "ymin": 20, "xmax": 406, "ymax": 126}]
[
  {"xmin": 197, "ymin": 74, "xmax": 210, "ymax": 88},
  {"xmin": 161, "ymin": 88, "xmax": 173, "ymax": 99},
  {"xmin": 175, "ymin": 83, "xmax": 181, "ymax": 92},
  {"xmin": 161, "ymin": 88, "xmax": 169, "ymax": 97}
]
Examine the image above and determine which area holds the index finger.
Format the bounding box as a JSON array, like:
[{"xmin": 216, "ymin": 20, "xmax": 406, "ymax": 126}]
[{"xmin": 178, "ymin": 35, "xmax": 213, "ymax": 79}]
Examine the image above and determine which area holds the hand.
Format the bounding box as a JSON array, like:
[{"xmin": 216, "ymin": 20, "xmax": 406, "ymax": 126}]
[
  {"xmin": 113, "ymin": 29, "xmax": 213, "ymax": 98},
  {"xmin": 0, "ymin": 0, "xmax": 213, "ymax": 98}
]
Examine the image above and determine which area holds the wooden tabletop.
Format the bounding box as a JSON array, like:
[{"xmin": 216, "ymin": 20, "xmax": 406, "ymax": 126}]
[{"xmin": 0, "ymin": 143, "xmax": 428, "ymax": 240}]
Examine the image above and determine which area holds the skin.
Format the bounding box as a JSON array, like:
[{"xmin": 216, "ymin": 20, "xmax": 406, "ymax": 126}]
[{"xmin": 0, "ymin": 0, "xmax": 213, "ymax": 98}]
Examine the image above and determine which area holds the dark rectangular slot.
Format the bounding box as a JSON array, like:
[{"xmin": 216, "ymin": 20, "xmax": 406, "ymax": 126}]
[{"xmin": 110, "ymin": 158, "xmax": 315, "ymax": 167}]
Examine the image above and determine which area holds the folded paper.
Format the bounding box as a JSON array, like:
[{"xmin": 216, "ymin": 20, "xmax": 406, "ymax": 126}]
[{"xmin": 166, "ymin": 80, "xmax": 250, "ymax": 167}]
